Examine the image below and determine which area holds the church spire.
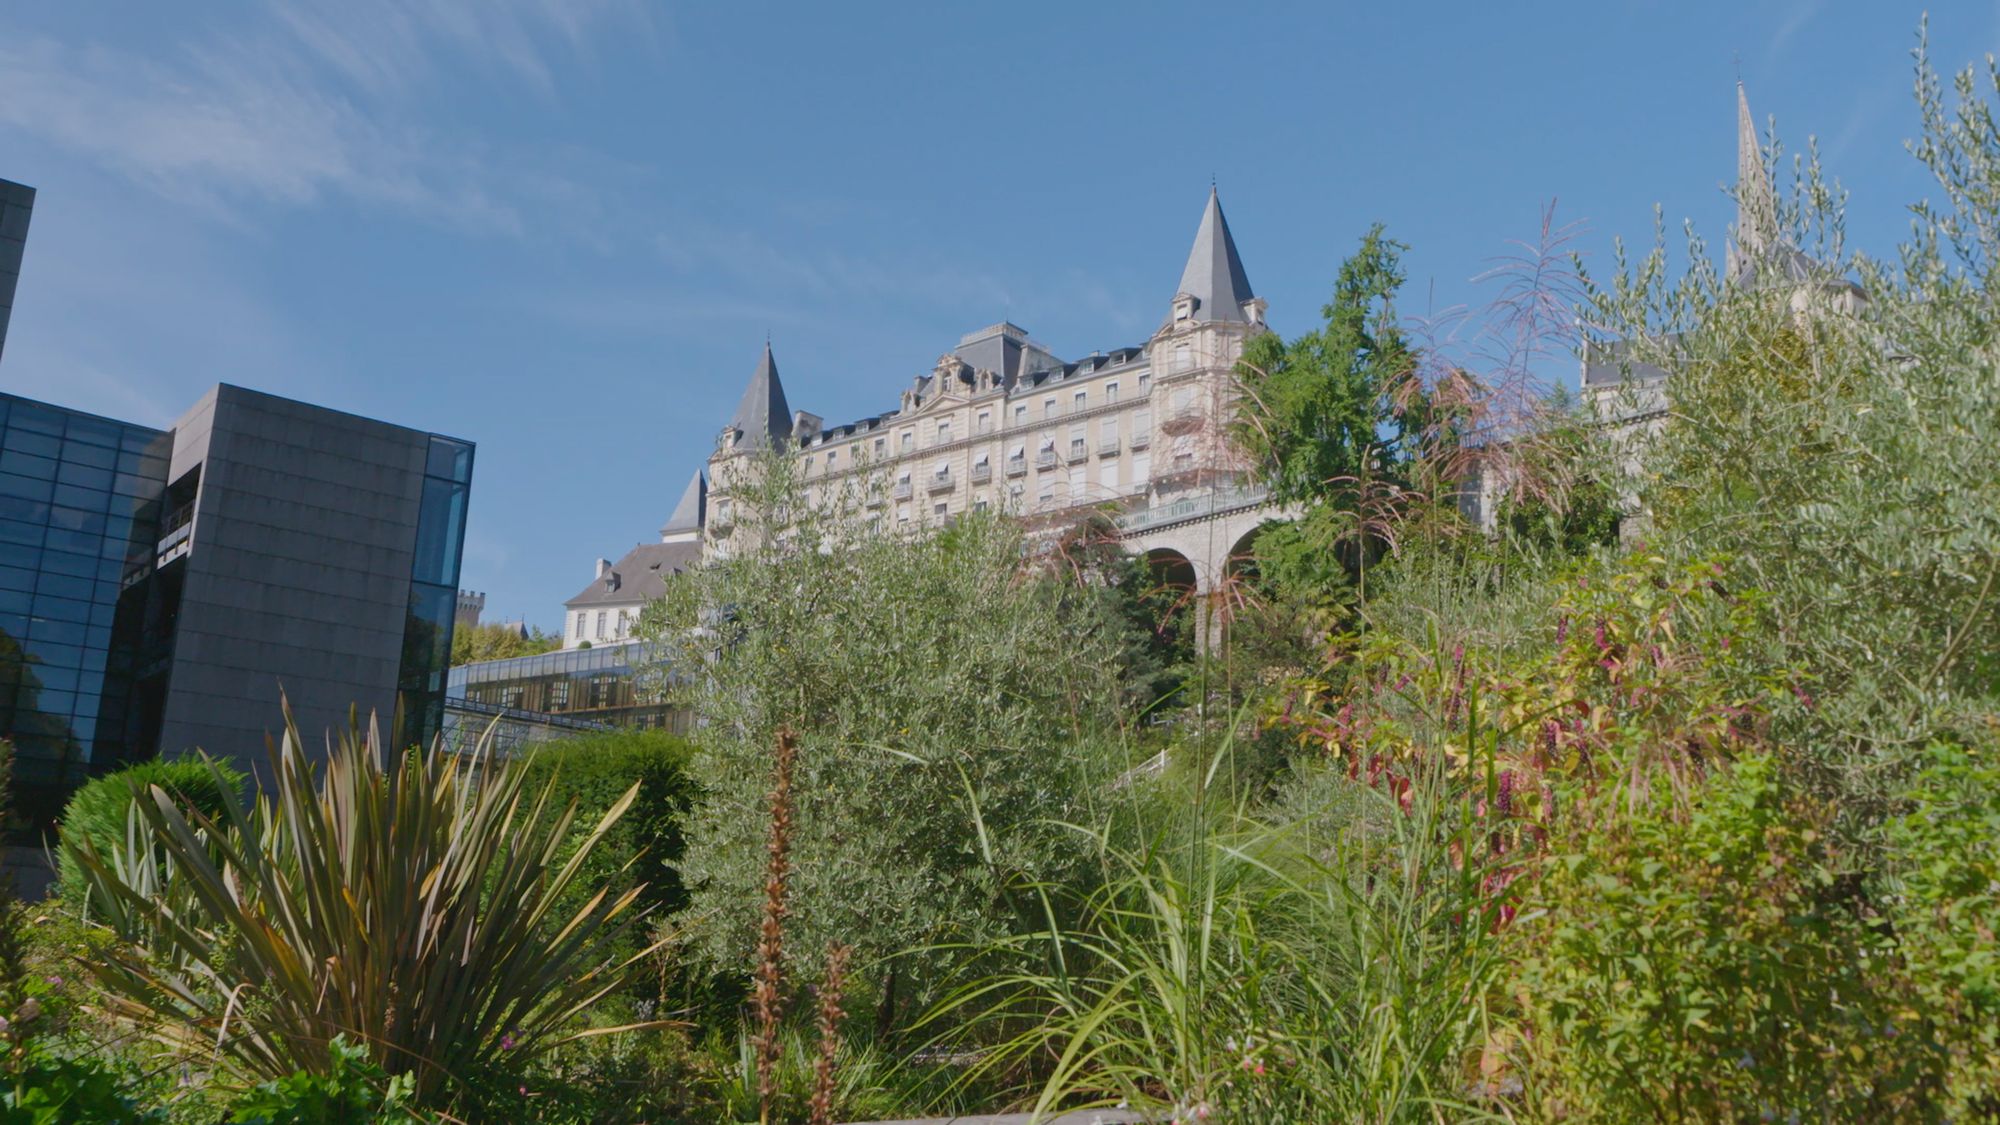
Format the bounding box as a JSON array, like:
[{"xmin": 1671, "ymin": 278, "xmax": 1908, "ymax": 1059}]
[
  {"xmin": 1732, "ymin": 81, "xmax": 1780, "ymax": 272},
  {"xmin": 726, "ymin": 342, "xmax": 793, "ymax": 452},
  {"xmin": 1169, "ymin": 186, "xmax": 1256, "ymax": 325}
]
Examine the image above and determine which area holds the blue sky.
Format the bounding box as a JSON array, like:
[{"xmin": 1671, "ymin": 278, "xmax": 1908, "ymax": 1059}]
[{"xmin": 0, "ymin": 1, "xmax": 1987, "ymax": 628}]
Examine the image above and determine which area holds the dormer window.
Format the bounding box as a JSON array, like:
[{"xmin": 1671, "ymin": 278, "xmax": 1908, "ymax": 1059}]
[{"xmin": 1173, "ymin": 292, "xmax": 1198, "ymax": 321}]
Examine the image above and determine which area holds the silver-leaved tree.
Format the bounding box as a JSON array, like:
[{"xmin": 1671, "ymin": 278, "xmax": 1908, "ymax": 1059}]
[{"xmin": 637, "ymin": 451, "xmax": 1135, "ymax": 1032}]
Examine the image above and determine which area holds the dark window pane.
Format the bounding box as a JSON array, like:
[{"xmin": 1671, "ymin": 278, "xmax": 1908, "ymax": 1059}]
[
  {"xmin": 4, "ymin": 426, "xmax": 63, "ymax": 454},
  {"xmin": 410, "ymin": 478, "xmax": 467, "ymax": 586},
  {"xmin": 60, "ymin": 441, "xmax": 117, "ymax": 470},
  {"xmin": 0, "ymin": 588, "xmax": 29, "ymax": 615},
  {"xmin": 51, "ymin": 483, "xmax": 107, "ymax": 513},
  {"xmin": 22, "ymin": 640, "xmax": 82, "ymax": 670},
  {"xmin": 115, "ymin": 451, "xmax": 168, "ymax": 479},
  {"xmin": 34, "ymin": 665, "xmax": 80, "ymax": 693},
  {"xmin": 47, "ymin": 506, "xmax": 106, "ymax": 537},
  {"xmin": 0, "ymin": 450, "xmax": 56, "ymax": 479},
  {"xmin": 8, "ymin": 405, "xmax": 64, "ymax": 436},
  {"xmin": 0, "ymin": 496, "xmax": 48, "ymax": 524},
  {"xmin": 55, "ymin": 462, "xmax": 112, "ymax": 491},
  {"xmin": 32, "ymin": 594, "xmax": 91, "ymax": 623},
  {"xmin": 0, "ymin": 565, "xmax": 33, "ymax": 592},
  {"xmin": 33, "ymin": 571, "xmax": 91, "ymax": 602},
  {"xmin": 62, "ymin": 416, "xmax": 122, "ymax": 448},
  {"xmin": 111, "ymin": 472, "xmax": 158, "ymax": 499},
  {"xmin": 40, "ymin": 550, "xmax": 95, "ymax": 579},
  {"xmin": 28, "ymin": 616, "xmax": 87, "ymax": 646},
  {"xmin": 43, "ymin": 527, "xmax": 98, "ymax": 555},
  {"xmin": 0, "ymin": 472, "xmax": 54, "ymax": 503},
  {"xmin": 0, "ymin": 519, "xmax": 45, "ymax": 547}
]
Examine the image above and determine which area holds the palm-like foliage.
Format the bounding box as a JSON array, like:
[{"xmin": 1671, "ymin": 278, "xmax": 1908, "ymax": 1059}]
[{"xmin": 67, "ymin": 702, "xmax": 662, "ymax": 1106}]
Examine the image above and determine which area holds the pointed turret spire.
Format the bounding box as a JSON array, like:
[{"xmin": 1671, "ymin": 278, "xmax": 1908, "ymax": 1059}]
[
  {"xmin": 661, "ymin": 470, "xmax": 706, "ymax": 541},
  {"xmin": 1169, "ymin": 187, "xmax": 1256, "ymax": 325},
  {"xmin": 726, "ymin": 342, "xmax": 793, "ymax": 452},
  {"xmin": 1734, "ymin": 81, "xmax": 1778, "ymax": 262}
]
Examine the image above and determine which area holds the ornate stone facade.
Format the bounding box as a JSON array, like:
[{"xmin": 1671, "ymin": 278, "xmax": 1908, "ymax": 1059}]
[{"xmin": 700, "ymin": 188, "xmax": 1285, "ymax": 596}]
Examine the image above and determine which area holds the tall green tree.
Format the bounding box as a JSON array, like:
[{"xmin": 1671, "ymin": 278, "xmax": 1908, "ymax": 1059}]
[
  {"xmin": 1233, "ymin": 224, "xmax": 1418, "ymax": 609},
  {"xmin": 1233, "ymin": 223, "xmax": 1416, "ymax": 507}
]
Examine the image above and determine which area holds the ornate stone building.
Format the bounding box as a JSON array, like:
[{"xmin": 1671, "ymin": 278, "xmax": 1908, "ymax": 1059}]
[{"xmin": 700, "ymin": 188, "xmax": 1287, "ymax": 597}]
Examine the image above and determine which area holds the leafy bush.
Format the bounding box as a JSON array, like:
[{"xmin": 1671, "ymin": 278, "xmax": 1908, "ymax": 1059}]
[
  {"xmin": 66, "ymin": 701, "xmax": 662, "ymax": 1113},
  {"xmin": 54, "ymin": 756, "xmax": 245, "ymax": 919},
  {"xmin": 225, "ymin": 1036, "xmax": 424, "ymax": 1125},
  {"xmin": 1510, "ymin": 754, "xmax": 1934, "ymax": 1121},
  {"xmin": 514, "ymin": 729, "xmax": 701, "ymax": 933},
  {"xmin": 1884, "ymin": 740, "xmax": 2000, "ymax": 1116},
  {"xmin": 642, "ymin": 454, "xmax": 1132, "ymax": 1026}
]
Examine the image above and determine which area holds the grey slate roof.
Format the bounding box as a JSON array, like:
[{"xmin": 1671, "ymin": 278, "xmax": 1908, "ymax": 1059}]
[
  {"xmin": 564, "ymin": 541, "xmax": 702, "ymax": 609},
  {"xmin": 1171, "ymin": 187, "xmax": 1255, "ymax": 324},
  {"xmin": 728, "ymin": 343, "xmax": 793, "ymax": 451},
  {"xmin": 660, "ymin": 470, "xmax": 706, "ymax": 537}
]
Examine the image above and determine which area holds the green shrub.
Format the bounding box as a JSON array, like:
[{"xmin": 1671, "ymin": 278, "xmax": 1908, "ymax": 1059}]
[
  {"xmin": 514, "ymin": 729, "xmax": 700, "ymax": 930},
  {"xmin": 55, "ymin": 756, "xmax": 244, "ymax": 917},
  {"xmin": 642, "ymin": 453, "xmax": 1132, "ymax": 1026},
  {"xmin": 226, "ymin": 1036, "xmax": 424, "ymax": 1124},
  {"xmin": 1885, "ymin": 740, "xmax": 2000, "ymax": 1117},
  {"xmin": 1511, "ymin": 754, "xmax": 1937, "ymax": 1121}
]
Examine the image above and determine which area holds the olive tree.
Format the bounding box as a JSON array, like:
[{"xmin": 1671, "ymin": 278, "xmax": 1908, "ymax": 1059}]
[{"xmin": 639, "ymin": 453, "xmax": 1132, "ymax": 1029}]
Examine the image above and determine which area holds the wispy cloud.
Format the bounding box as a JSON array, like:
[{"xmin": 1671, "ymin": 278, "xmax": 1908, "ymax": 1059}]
[
  {"xmin": 1760, "ymin": 0, "xmax": 1825, "ymax": 73},
  {"xmin": 0, "ymin": 2, "xmax": 654, "ymax": 236}
]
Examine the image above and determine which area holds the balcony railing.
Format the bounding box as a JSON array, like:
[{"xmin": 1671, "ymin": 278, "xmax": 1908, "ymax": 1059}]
[
  {"xmin": 1067, "ymin": 442, "xmax": 1088, "ymax": 463},
  {"xmin": 1098, "ymin": 437, "xmax": 1121, "ymax": 456},
  {"xmin": 927, "ymin": 472, "xmax": 955, "ymax": 494},
  {"xmin": 971, "ymin": 462, "xmax": 992, "ymax": 484},
  {"xmin": 1129, "ymin": 429, "xmax": 1152, "ymax": 449},
  {"xmin": 1035, "ymin": 451, "xmax": 1058, "ymax": 470},
  {"xmin": 1160, "ymin": 407, "xmax": 1205, "ymax": 435},
  {"xmin": 864, "ymin": 492, "xmax": 886, "ymax": 509},
  {"xmin": 156, "ymin": 500, "xmax": 196, "ymax": 564},
  {"xmin": 892, "ymin": 480, "xmax": 913, "ymax": 500},
  {"xmin": 1005, "ymin": 457, "xmax": 1027, "ymax": 477},
  {"xmin": 1115, "ymin": 485, "xmax": 1272, "ymax": 534}
]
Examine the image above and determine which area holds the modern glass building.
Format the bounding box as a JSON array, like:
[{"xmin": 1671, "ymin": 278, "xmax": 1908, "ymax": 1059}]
[
  {"xmin": 0, "ymin": 397, "xmax": 176, "ymax": 820},
  {"xmin": 0, "ymin": 177, "xmax": 31, "ymax": 363},
  {"xmin": 446, "ymin": 642, "xmax": 688, "ymax": 736},
  {"xmin": 0, "ymin": 386, "xmax": 474, "ymax": 832}
]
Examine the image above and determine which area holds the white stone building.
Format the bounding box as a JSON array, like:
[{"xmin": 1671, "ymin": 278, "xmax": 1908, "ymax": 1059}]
[{"xmin": 701, "ymin": 188, "xmax": 1287, "ymax": 596}]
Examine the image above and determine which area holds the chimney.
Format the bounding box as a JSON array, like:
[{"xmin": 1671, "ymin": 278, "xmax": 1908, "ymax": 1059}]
[{"xmin": 595, "ymin": 558, "xmax": 612, "ymax": 579}]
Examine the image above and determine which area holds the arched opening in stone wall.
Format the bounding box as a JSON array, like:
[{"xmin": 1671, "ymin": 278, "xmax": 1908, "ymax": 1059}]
[
  {"xmin": 1223, "ymin": 522, "xmax": 1278, "ymax": 586},
  {"xmin": 1142, "ymin": 547, "xmax": 1198, "ymax": 598}
]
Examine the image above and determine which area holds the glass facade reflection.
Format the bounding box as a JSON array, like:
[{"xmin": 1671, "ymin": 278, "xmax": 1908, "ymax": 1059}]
[
  {"xmin": 0, "ymin": 393, "xmax": 175, "ymax": 832},
  {"xmin": 446, "ymin": 643, "xmax": 689, "ymax": 732},
  {"xmin": 396, "ymin": 435, "xmax": 474, "ymax": 751}
]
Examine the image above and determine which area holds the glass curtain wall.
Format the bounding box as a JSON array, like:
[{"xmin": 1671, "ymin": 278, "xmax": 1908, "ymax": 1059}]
[
  {"xmin": 396, "ymin": 435, "xmax": 473, "ymax": 752},
  {"xmin": 0, "ymin": 393, "xmax": 173, "ymax": 831}
]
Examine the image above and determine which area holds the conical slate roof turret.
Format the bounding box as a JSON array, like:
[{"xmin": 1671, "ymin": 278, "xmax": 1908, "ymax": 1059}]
[
  {"xmin": 660, "ymin": 470, "xmax": 706, "ymax": 541},
  {"xmin": 727, "ymin": 342, "xmax": 793, "ymax": 452},
  {"xmin": 1170, "ymin": 187, "xmax": 1256, "ymax": 324}
]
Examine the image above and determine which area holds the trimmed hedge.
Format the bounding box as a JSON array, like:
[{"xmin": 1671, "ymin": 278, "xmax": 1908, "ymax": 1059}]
[
  {"xmin": 56, "ymin": 757, "xmax": 245, "ymax": 915},
  {"xmin": 514, "ymin": 729, "xmax": 701, "ymax": 931}
]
